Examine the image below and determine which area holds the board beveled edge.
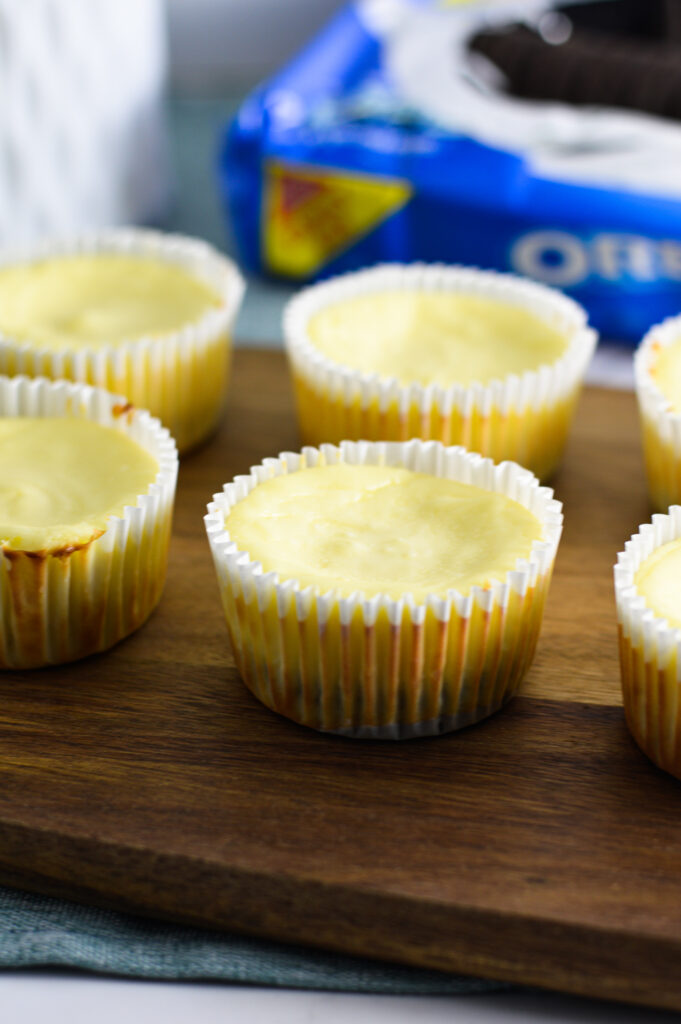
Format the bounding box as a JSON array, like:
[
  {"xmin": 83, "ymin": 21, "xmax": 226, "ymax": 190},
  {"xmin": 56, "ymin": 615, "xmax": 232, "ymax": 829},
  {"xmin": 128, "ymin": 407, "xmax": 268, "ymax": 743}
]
[{"xmin": 1, "ymin": 803, "xmax": 680, "ymax": 1013}]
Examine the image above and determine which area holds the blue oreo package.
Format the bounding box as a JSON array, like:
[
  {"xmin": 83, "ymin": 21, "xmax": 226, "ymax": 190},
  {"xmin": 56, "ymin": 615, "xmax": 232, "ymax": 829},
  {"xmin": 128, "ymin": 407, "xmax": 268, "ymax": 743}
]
[{"xmin": 219, "ymin": 0, "xmax": 681, "ymax": 342}]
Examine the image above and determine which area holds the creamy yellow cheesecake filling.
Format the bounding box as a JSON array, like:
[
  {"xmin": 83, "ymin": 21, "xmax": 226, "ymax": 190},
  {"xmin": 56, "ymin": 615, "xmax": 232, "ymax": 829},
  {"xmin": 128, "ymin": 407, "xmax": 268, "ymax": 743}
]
[
  {"xmin": 307, "ymin": 291, "xmax": 567, "ymax": 387},
  {"xmin": 635, "ymin": 538, "xmax": 681, "ymax": 630},
  {"xmin": 0, "ymin": 419, "xmax": 159, "ymax": 552},
  {"xmin": 226, "ymin": 464, "xmax": 543, "ymax": 600},
  {"xmin": 651, "ymin": 338, "xmax": 681, "ymax": 413},
  {"xmin": 0, "ymin": 255, "xmax": 221, "ymax": 349}
]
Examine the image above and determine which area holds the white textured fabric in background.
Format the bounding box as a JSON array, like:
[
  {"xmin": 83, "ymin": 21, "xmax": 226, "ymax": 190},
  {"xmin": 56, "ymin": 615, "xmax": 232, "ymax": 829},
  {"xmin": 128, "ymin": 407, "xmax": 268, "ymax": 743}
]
[{"xmin": 0, "ymin": 0, "xmax": 170, "ymax": 247}]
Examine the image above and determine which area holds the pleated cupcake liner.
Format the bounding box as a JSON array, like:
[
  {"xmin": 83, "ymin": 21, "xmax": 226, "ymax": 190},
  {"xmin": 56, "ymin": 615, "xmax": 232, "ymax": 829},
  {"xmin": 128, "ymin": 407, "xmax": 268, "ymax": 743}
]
[
  {"xmin": 635, "ymin": 315, "xmax": 681, "ymax": 511},
  {"xmin": 0, "ymin": 229, "xmax": 245, "ymax": 454},
  {"xmin": 284, "ymin": 264, "xmax": 596, "ymax": 481},
  {"xmin": 0, "ymin": 375, "xmax": 178, "ymax": 669},
  {"xmin": 615, "ymin": 506, "xmax": 681, "ymax": 779},
  {"xmin": 205, "ymin": 439, "xmax": 563, "ymax": 739}
]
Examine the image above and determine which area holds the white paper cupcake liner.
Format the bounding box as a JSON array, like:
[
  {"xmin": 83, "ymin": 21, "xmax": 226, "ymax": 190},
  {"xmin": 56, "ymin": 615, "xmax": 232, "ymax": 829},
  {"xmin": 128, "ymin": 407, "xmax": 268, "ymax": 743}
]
[
  {"xmin": 284, "ymin": 264, "xmax": 596, "ymax": 481},
  {"xmin": 615, "ymin": 507, "xmax": 681, "ymax": 779},
  {"xmin": 205, "ymin": 439, "xmax": 563, "ymax": 739},
  {"xmin": 635, "ymin": 316, "xmax": 681, "ymax": 511},
  {"xmin": 0, "ymin": 375, "xmax": 178, "ymax": 669},
  {"xmin": 0, "ymin": 229, "xmax": 245, "ymax": 454}
]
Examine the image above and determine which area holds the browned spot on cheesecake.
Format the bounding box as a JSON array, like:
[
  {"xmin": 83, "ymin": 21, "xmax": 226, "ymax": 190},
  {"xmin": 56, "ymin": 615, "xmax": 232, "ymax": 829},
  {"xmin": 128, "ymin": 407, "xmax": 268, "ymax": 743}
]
[
  {"xmin": 2, "ymin": 529, "xmax": 105, "ymax": 562},
  {"xmin": 112, "ymin": 401, "xmax": 135, "ymax": 424},
  {"xmin": 1, "ymin": 535, "xmax": 109, "ymax": 668}
]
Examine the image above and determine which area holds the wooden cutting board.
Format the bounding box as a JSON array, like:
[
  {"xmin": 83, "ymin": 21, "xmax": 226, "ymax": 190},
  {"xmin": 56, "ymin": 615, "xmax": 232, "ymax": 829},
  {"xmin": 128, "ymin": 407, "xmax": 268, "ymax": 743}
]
[{"xmin": 1, "ymin": 348, "xmax": 680, "ymax": 1012}]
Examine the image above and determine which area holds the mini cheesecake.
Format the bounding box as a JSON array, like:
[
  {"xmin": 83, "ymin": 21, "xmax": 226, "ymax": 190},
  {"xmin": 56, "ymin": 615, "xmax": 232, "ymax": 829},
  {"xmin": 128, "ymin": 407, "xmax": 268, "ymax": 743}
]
[
  {"xmin": 635, "ymin": 317, "xmax": 681, "ymax": 510},
  {"xmin": 206, "ymin": 440, "xmax": 562, "ymax": 738},
  {"xmin": 615, "ymin": 507, "xmax": 681, "ymax": 780},
  {"xmin": 284, "ymin": 265, "xmax": 596, "ymax": 480},
  {"xmin": 0, "ymin": 231, "xmax": 245, "ymax": 453},
  {"xmin": 0, "ymin": 376, "xmax": 178, "ymax": 669}
]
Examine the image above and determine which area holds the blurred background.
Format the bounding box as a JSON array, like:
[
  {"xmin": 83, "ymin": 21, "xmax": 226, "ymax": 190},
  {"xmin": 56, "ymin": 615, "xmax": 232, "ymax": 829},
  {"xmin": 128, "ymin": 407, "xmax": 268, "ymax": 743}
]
[
  {"xmin": 0, "ymin": 0, "xmax": 345, "ymax": 345},
  {"xmin": 166, "ymin": 0, "xmax": 347, "ymax": 343},
  {"xmin": 3, "ymin": 0, "xmax": 681, "ymax": 356}
]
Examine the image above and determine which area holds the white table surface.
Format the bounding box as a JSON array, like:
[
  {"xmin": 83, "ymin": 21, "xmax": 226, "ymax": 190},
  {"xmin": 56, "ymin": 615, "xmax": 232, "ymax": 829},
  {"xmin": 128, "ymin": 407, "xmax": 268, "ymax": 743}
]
[{"xmin": 4, "ymin": 973, "xmax": 680, "ymax": 1023}]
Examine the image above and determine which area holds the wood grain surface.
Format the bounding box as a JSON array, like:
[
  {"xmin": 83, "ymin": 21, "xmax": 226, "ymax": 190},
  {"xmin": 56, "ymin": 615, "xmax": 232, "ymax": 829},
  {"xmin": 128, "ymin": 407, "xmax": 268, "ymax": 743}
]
[{"xmin": 0, "ymin": 349, "xmax": 679, "ymax": 1011}]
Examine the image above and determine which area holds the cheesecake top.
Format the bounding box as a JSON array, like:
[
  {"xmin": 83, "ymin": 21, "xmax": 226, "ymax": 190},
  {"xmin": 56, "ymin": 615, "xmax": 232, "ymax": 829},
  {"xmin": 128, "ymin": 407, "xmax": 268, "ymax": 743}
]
[
  {"xmin": 306, "ymin": 290, "xmax": 567, "ymax": 388},
  {"xmin": 0, "ymin": 254, "xmax": 221, "ymax": 350},
  {"xmin": 635, "ymin": 538, "xmax": 681, "ymax": 631},
  {"xmin": 0, "ymin": 418, "xmax": 159, "ymax": 553},
  {"xmin": 651, "ymin": 337, "xmax": 681, "ymax": 413},
  {"xmin": 225, "ymin": 463, "xmax": 543, "ymax": 601}
]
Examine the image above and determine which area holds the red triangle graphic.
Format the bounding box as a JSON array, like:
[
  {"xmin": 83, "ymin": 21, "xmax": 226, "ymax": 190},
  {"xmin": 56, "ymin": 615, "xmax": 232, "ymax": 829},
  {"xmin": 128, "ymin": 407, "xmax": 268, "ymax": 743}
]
[{"xmin": 279, "ymin": 173, "xmax": 325, "ymax": 215}]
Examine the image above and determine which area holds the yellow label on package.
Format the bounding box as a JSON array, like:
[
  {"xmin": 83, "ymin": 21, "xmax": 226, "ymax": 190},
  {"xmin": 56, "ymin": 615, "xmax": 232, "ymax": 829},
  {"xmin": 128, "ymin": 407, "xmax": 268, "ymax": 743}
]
[{"xmin": 263, "ymin": 160, "xmax": 411, "ymax": 277}]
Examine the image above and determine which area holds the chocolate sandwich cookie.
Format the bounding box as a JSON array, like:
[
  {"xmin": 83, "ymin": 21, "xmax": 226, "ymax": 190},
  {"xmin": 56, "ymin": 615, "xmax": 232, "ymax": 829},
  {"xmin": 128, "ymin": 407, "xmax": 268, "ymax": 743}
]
[{"xmin": 470, "ymin": 0, "xmax": 681, "ymax": 122}]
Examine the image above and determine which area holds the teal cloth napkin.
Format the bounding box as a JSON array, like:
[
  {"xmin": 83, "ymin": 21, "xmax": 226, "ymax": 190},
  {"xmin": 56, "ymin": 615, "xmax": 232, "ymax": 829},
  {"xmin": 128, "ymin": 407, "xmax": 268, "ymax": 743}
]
[{"xmin": 0, "ymin": 887, "xmax": 507, "ymax": 994}]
